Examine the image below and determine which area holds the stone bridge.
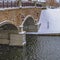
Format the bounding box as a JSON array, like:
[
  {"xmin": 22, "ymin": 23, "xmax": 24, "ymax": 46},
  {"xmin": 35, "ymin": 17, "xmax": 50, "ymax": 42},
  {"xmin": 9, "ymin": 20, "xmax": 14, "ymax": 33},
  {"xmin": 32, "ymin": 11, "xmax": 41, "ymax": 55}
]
[
  {"xmin": 0, "ymin": 7, "xmax": 45, "ymax": 46},
  {"xmin": 0, "ymin": 7, "xmax": 42, "ymax": 32}
]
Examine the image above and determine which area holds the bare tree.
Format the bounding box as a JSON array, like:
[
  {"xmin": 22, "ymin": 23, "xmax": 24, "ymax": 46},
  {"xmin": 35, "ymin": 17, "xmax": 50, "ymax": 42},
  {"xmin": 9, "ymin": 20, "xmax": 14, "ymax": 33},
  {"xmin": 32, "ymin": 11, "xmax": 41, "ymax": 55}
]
[{"xmin": 45, "ymin": 0, "xmax": 59, "ymax": 8}]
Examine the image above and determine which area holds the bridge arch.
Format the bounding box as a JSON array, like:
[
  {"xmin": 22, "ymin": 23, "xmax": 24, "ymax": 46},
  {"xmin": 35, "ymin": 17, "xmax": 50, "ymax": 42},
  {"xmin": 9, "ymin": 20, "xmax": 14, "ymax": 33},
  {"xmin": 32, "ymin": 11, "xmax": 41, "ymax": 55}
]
[
  {"xmin": 0, "ymin": 21, "xmax": 18, "ymax": 40},
  {"xmin": 21, "ymin": 15, "xmax": 37, "ymax": 32},
  {"xmin": 22, "ymin": 15, "xmax": 35, "ymax": 25},
  {"xmin": 0, "ymin": 21, "xmax": 18, "ymax": 33}
]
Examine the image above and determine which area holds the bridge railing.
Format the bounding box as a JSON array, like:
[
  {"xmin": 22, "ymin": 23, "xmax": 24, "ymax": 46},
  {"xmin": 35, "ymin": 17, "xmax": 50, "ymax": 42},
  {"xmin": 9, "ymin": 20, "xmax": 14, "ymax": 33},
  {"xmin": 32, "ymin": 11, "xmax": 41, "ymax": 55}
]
[
  {"xmin": 21, "ymin": 1, "xmax": 46, "ymax": 8},
  {"xmin": 0, "ymin": 0, "xmax": 46, "ymax": 8},
  {"xmin": 0, "ymin": 0, "xmax": 19, "ymax": 8}
]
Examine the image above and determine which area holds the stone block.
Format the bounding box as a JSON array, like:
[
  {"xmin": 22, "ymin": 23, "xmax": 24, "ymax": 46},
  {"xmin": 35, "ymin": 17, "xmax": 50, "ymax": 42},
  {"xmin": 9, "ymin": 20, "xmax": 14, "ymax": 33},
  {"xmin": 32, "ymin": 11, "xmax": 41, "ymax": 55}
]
[
  {"xmin": 0, "ymin": 39, "xmax": 9, "ymax": 44},
  {"xmin": 10, "ymin": 32, "xmax": 26, "ymax": 46}
]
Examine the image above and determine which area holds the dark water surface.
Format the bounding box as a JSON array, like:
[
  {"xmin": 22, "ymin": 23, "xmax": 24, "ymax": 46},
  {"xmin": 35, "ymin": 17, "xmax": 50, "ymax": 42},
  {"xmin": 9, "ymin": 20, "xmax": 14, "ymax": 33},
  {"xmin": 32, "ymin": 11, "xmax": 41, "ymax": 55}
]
[
  {"xmin": 26, "ymin": 35, "xmax": 60, "ymax": 60},
  {"xmin": 0, "ymin": 35, "xmax": 60, "ymax": 60}
]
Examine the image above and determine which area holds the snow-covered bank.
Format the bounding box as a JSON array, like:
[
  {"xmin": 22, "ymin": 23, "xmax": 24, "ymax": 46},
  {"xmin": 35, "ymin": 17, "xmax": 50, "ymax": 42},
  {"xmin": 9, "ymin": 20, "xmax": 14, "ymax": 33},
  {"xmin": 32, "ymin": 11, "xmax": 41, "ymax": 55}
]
[{"xmin": 38, "ymin": 8, "xmax": 60, "ymax": 34}]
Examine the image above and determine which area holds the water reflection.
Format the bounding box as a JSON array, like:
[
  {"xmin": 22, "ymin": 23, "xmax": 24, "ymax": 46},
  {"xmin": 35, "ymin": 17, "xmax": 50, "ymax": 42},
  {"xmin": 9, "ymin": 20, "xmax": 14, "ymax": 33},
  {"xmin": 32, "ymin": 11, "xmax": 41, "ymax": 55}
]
[
  {"xmin": 26, "ymin": 34, "xmax": 37, "ymax": 60},
  {"xmin": 26, "ymin": 35, "xmax": 60, "ymax": 60},
  {"xmin": 1, "ymin": 35, "xmax": 60, "ymax": 60},
  {"xmin": 0, "ymin": 45, "xmax": 26, "ymax": 60}
]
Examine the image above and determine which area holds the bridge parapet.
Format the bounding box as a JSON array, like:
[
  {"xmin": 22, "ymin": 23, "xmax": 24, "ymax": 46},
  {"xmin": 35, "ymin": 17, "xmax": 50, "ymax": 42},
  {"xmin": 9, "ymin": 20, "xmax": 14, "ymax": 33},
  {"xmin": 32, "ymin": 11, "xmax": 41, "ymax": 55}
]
[
  {"xmin": 0, "ymin": 7, "xmax": 42, "ymax": 26},
  {"xmin": 0, "ymin": 7, "xmax": 45, "ymax": 46}
]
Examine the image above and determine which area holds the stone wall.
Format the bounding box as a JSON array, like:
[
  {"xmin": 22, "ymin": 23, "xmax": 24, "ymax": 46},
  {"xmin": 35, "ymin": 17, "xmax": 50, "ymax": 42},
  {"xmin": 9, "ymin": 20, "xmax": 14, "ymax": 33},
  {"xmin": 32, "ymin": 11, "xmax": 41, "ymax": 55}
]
[
  {"xmin": 0, "ymin": 31, "xmax": 26, "ymax": 46},
  {"xmin": 0, "ymin": 8, "xmax": 42, "ymax": 26},
  {"xmin": 10, "ymin": 32, "xmax": 26, "ymax": 46}
]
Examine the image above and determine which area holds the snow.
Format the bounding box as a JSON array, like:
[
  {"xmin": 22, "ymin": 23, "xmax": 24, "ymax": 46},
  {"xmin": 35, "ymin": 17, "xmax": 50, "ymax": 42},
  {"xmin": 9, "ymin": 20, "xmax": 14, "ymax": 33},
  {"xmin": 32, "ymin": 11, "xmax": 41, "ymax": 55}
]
[
  {"xmin": 27, "ymin": 8, "xmax": 60, "ymax": 34},
  {"xmin": 0, "ymin": 7, "xmax": 19, "ymax": 11},
  {"xmin": 19, "ymin": 31, "xmax": 26, "ymax": 34},
  {"xmin": 0, "ymin": 7, "xmax": 45, "ymax": 11},
  {"xmin": 38, "ymin": 8, "xmax": 60, "ymax": 34}
]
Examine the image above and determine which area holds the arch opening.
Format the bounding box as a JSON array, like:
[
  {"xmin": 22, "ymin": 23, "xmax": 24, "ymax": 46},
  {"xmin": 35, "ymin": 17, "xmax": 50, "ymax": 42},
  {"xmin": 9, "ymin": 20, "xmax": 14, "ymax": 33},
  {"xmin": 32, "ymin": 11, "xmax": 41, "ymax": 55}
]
[
  {"xmin": 23, "ymin": 16, "xmax": 37, "ymax": 32},
  {"xmin": 0, "ymin": 24, "xmax": 17, "ymax": 30},
  {"xmin": 0, "ymin": 22, "xmax": 18, "ymax": 40},
  {"xmin": 0, "ymin": 22, "xmax": 18, "ymax": 32}
]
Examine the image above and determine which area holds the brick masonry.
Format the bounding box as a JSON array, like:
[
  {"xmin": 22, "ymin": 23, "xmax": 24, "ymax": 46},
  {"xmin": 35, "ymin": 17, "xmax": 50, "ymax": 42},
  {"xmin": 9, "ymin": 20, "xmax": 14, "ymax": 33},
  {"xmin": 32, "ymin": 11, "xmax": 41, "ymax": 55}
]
[{"xmin": 0, "ymin": 8, "xmax": 42, "ymax": 26}]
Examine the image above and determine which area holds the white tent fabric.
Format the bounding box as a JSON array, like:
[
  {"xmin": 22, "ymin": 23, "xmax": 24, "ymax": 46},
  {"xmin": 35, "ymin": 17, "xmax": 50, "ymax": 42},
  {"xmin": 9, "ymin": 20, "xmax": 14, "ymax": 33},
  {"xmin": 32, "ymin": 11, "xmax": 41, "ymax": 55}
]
[{"xmin": 38, "ymin": 8, "xmax": 60, "ymax": 34}]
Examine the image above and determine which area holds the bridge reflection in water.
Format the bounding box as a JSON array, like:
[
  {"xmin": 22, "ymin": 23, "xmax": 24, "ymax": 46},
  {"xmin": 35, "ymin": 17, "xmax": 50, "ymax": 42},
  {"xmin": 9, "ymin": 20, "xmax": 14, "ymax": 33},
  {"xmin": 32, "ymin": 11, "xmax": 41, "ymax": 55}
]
[{"xmin": 0, "ymin": 33, "xmax": 60, "ymax": 60}]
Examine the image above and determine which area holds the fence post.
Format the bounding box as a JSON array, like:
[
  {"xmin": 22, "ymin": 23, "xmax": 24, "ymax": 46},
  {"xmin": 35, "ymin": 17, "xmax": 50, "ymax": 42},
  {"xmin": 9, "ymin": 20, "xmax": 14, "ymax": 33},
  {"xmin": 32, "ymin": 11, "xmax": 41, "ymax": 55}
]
[
  {"xmin": 3, "ymin": 0, "xmax": 4, "ymax": 8},
  {"xmin": 11, "ymin": 1, "xmax": 12, "ymax": 8},
  {"xmin": 7, "ymin": 1, "xmax": 8, "ymax": 8}
]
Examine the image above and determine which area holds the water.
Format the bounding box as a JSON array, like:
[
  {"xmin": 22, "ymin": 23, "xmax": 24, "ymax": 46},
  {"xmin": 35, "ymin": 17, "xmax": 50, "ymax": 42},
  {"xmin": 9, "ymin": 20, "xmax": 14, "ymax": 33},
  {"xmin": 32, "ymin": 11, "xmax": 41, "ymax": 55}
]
[
  {"xmin": 0, "ymin": 45, "xmax": 25, "ymax": 60},
  {"xmin": 1, "ymin": 34, "xmax": 60, "ymax": 60},
  {"xmin": 26, "ymin": 35, "xmax": 60, "ymax": 60},
  {"xmin": 26, "ymin": 34, "xmax": 37, "ymax": 60}
]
